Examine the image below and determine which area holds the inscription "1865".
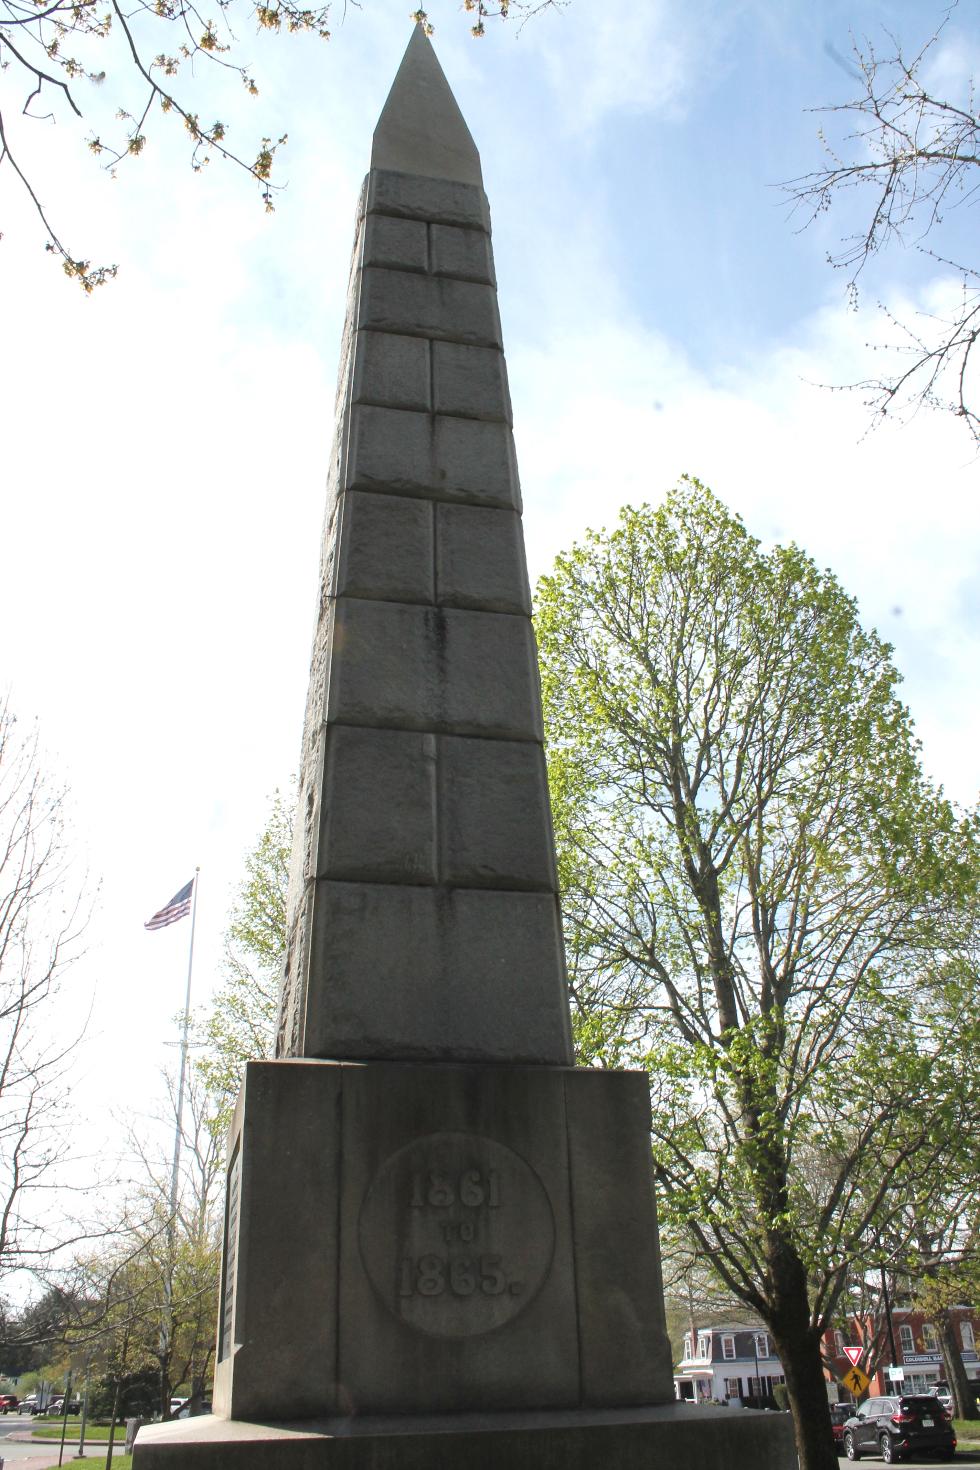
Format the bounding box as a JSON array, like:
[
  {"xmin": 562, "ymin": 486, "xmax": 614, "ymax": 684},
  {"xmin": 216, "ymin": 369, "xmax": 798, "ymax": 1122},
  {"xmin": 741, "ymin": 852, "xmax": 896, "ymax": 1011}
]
[{"xmin": 398, "ymin": 1253, "xmax": 516, "ymax": 1298}]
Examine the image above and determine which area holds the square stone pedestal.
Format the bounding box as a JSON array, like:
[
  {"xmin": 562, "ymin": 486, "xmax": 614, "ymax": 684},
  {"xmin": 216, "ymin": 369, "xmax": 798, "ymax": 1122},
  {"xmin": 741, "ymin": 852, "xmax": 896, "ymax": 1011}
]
[{"xmin": 213, "ymin": 1058, "xmax": 674, "ymax": 1421}]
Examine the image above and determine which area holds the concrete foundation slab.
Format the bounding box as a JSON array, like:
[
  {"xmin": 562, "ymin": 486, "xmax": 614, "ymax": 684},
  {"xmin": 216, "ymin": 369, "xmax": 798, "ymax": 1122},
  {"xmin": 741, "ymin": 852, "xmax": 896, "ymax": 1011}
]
[{"xmin": 134, "ymin": 1402, "xmax": 798, "ymax": 1470}]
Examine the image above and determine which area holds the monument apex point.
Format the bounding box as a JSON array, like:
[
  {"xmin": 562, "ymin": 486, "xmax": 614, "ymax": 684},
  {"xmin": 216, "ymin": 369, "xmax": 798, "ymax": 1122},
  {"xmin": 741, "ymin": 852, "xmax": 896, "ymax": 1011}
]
[{"xmin": 371, "ymin": 24, "xmax": 483, "ymax": 187}]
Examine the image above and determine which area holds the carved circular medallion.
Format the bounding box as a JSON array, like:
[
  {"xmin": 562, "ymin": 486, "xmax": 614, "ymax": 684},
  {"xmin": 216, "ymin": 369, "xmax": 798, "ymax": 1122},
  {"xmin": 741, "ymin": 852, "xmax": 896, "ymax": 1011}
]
[{"xmin": 358, "ymin": 1131, "xmax": 555, "ymax": 1339}]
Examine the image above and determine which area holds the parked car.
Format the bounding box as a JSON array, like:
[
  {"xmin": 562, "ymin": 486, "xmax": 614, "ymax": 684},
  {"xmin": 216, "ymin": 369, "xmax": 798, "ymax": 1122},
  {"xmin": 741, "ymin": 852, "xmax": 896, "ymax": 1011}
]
[
  {"xmin": 44, "ymin": 1398, "xmax": 81, "ymax": 1416},
  {"xmin": 842, "ymin": 1394, "xmax": 956, "ymax": 1463},
  {"xmin": 934, "ymin": 1386, "xmax": 954, "ymax": 1412},
  {"xmin": 0, "ymin": 1394, "xmax": 17, "ymax": 1413},
  {"xmin": 17, "ymin": 1396, "xmax": 41, "ymax": 1415},
  {"xmin": 175, "ymin": 1399, "xmax": 212, "ymax": 1419},
  {"xmin": 830, "ymin": 1403, "xmax": 853, "ymax": 1447}
]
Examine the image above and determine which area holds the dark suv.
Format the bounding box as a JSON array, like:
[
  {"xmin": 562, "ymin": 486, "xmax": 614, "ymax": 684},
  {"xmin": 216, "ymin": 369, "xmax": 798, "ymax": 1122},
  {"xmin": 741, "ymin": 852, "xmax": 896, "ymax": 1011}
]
[{"xmin": 842, "ymin": 1395, "xmax": 956, "ymax": 1463}]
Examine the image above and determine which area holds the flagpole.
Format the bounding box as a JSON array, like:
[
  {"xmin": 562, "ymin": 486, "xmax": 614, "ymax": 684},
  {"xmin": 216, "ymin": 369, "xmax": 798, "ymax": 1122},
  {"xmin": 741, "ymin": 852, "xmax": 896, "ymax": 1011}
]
[{"xmin": 168, "ymin": 867, "xmax": 200, "ymax": 1232}]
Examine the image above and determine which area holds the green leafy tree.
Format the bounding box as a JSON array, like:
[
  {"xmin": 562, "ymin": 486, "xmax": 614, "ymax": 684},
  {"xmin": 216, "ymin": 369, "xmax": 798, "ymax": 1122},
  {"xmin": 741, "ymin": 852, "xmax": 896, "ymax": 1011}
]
[
  {"xmin": 786, "ymin": 10, "xmax": 980, "ymax": 443},
  {"xmin": 197, "ymin": 788, "xmax": 291, "ymax": 1131},
  {"xmin": 535, "ymin": 479, "xmax": 979, "ymax": 1470},
  {"xmin": 885, "ymin": 951, "xmax": 980, "ymax": 1420}
]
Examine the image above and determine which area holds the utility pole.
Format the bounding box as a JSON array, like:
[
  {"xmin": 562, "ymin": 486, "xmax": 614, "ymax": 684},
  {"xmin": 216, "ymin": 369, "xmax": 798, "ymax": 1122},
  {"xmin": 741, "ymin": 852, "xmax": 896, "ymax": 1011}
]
[{"xmin": 881, "ymin": 1266, "xmax": 899, "ymax": 1382}]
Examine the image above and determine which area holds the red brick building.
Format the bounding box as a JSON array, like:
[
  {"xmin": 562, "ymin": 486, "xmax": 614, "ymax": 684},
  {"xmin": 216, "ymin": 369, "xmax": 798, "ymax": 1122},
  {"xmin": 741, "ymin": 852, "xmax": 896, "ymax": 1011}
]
[{"xmin": 823, "ymin": 1309, "xmax": 980, "ymax": 1400}]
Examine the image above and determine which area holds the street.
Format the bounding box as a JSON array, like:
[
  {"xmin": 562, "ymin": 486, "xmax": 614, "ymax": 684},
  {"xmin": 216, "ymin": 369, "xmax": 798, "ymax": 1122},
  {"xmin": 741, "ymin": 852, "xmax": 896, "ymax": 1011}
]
[
  {"xmin": 0, "ymin": 1419, "xmax": 128, "ymax": 1462},
  {"xmin": 838, "ymin": 1458, "xmax": 980, "ymax": 1468}
]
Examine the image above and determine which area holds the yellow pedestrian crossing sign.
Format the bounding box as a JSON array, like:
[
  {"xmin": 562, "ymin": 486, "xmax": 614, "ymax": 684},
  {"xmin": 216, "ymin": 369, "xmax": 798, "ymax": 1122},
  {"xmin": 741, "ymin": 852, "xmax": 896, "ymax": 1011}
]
[{"xmin": 841, "ymin": 1365, "xmax": 870, "ymax": 1396}]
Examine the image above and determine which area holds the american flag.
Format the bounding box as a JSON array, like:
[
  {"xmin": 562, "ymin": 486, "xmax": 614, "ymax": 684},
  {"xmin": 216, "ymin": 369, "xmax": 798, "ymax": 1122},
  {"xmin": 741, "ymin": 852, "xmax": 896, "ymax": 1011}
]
[{"xmin": 144, "ymin": 878, "xmax": 194, "ymax": 931}]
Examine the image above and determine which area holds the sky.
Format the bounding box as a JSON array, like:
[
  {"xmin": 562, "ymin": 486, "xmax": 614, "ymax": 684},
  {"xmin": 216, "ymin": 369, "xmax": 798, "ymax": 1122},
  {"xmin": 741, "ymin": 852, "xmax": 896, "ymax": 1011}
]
[{"xmin": 1, "ymin": 0, "xmax": 978, "ymax": 1196}]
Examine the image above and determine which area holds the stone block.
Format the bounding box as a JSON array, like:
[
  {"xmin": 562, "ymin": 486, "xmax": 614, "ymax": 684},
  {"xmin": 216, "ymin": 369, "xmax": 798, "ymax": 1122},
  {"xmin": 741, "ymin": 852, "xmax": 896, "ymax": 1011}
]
[
  {"xmin": 346, "ymin": 406, "xmax": 521, "ymax": 511},
  {"xmin": 436, "ymin": 504, "xmax": 531, "ymax": 615},
  {"xmin": 430, "ymin": 222, "xmax": 496, "ymax": 284},
  {"xmin": 335, "ymin": 491, "xmax": 434, "ymax": 605},
  {"xmin": 362, "ymin": 213, "xmax": 428, "ymax": 273},
  {"xmin": 432, "ymin": 341, "xmax": 511, "ymax": 423},
  {"xmin": 438, "ymin": 736, "xmax": 556, "ymax": 891},
  {"xmin": 133, "ymin": 1402, "xmax": 798, "ymax": 1469},
  {"xmin": 352, "ymin": 331, "xmax": 430, "ymax": 413},
  {"xmin": 212, "ymin": 1061, "xmax": 342, "ymax": 1422},
  {"xmin": 337, "ymin": 1063, "xmax": 579, "ymax": 1412},
  {"xmin": 302, "ymin": 884, "xmax": 572, "ymax": 1064},
  {"xmin": 563, "ymin": 1070, "xmax": 676, "ymax": 1406},
  {"xmin": 434, "ymin": 415, "xmax": 521, "ymax": 508},
  {"xmin": 318, "ymin": 726, "xmax": 436, "ymax": 884},
  {"xmin": 437, "ymin": 602, "xmax": 541, "ymax": 737},
  {"xmin": 326, "ymin": 600, "xmax": 543, "ymax": 741},
  {"xmin": 358, "ymin": 267, "xmax": 502, "ymax": 348},
  {"xmin": 365, "ymin": 167, "xmax": 491, "ymax": 231},
  {"xmin": 450, "ymin": 889, "xmax": 570, "ymax": 1054}
]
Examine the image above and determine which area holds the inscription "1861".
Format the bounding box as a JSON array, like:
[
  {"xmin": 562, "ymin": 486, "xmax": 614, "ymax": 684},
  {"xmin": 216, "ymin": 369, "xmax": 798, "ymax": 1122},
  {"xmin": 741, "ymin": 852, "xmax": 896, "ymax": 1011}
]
[
  {"xmin": 359, "ymin": 1132, "xmax": 555, "ymax": 1339},
  {"xmin": 410, "ymin": 1170, "xmax": 500, "ymax": 1210}
]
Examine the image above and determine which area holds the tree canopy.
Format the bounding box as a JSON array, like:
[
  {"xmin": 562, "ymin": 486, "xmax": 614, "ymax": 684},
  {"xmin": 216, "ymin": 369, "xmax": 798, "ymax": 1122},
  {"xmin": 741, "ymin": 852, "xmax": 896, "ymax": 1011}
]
[
  {"xmin": 787, "ymin": 9, "xmax": 980, "ymax": 443},
  {"xmin": 535, "ymin": 479, "xmax": 979, "ymax": 1470},
  {"xmin": 196, "ymin": 787, "xmax": 290, "ymax": 1130},
  {"xmin": 1, "ymin": 0, "xmax": 557, "ymax": 288},
  {"xmin": 0, "ymin": 699, "xmax": 91, "ymax": 1288}
]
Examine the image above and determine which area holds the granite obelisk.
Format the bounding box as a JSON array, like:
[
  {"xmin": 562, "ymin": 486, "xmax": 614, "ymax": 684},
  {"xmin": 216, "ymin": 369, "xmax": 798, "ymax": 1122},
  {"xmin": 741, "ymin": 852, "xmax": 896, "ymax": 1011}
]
[{"xmin": 133, "ymin": 28, "xmax": 795, "ymax": 1469}]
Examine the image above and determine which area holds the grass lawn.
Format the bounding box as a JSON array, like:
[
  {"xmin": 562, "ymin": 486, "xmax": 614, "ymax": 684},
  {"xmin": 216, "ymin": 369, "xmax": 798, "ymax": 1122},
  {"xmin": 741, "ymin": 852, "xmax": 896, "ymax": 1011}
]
[
  {"xmin": 32, "ymin": 1417, "xmax": 123, "ymax": 1440},
  {"xmin": 954, "ymin": 1419, "xmax": 980, "ymax": 1440}
]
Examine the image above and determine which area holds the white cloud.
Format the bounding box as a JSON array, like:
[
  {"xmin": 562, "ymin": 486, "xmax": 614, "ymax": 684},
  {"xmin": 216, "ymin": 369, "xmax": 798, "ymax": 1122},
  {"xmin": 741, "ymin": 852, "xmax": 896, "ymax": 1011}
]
[
  {"xmin": 518, "ymin": 0, "xmax": 736, "ymax": 132},
  {"xmin": 510, "ymin": 285, "xmax": 980, "ymax": 808}
]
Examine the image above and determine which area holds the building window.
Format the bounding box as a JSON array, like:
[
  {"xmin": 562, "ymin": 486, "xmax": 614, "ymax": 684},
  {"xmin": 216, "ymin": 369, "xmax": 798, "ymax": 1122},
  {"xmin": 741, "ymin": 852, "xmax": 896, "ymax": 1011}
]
[
  {"xmin": 724, "ymin": 1378, "xmax": 740, "ymax": 1398},
  {"xmin": 835, "ymin": 1330, "xmax": 846, "ymax": 1355},
  {"xmin": 962, "ymin": 1323, "xmax": 975, "ymax": 1352},
  {"xmin": 683, "ymin": 1334, "xmax": 692, "ymax": 1361},
  {"xmin": 899, "ymin": 1325, "xmax": 914, "ymax": 1354},
  {"xmin": 722, "ymin": 1335, "xmax": 735, "ymax": 1360},
  {"xmin": 923, "ymin": 1324, "xmax": 939, "ymax": 1353},
  {"xmin": 754, "ymin": 1333, "xmax": 771, "ymax": 1360},
  {"xmin": 697, "ymin": 1333, "xmax": 711, "ymax": 1361}
]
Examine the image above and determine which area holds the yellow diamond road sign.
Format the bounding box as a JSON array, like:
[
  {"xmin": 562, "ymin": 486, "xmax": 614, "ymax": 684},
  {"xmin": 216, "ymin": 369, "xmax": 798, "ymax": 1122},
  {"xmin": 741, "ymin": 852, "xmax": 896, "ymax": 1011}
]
[{"xmin": 841, "ymin": 1365, "xmax": 870, "ymax": 1396}]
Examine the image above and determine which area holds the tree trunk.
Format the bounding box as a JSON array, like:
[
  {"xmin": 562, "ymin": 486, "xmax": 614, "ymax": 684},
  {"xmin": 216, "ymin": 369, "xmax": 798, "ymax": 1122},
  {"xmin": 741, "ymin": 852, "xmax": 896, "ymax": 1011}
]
[
  {"xmin": 157, "ymin": 1345, "xmax": 173, "ymax": 1421},
  {"xmin": 771, "ymin": 1320, "xmax": 838, "ymax": 1470},
  {"xmin": 190, "ymin": 1371, "xmax": 206, "ymax": 1414},
  {"xmin": 103, "ymin": 1380, "xmax": 121, "ymax": 1470},
  {"xmin": 938, "ymin": 1314, "xmax": 978, "ymax": 1420},
  {"xmin": 765, "ymin": 1241, "xmax": 838, "ymax": 1470}
]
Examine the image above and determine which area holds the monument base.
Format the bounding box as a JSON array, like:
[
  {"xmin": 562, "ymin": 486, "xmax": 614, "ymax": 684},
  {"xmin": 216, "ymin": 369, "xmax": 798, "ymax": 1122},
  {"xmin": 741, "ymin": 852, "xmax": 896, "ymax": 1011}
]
[
  {"xmin": 211, "ymin": 1059, "xmax": 676, "ymax": 1420},
  {"xmin": 133, "ymin": 1402, "xmax": 796, "ymax": 1469}
]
